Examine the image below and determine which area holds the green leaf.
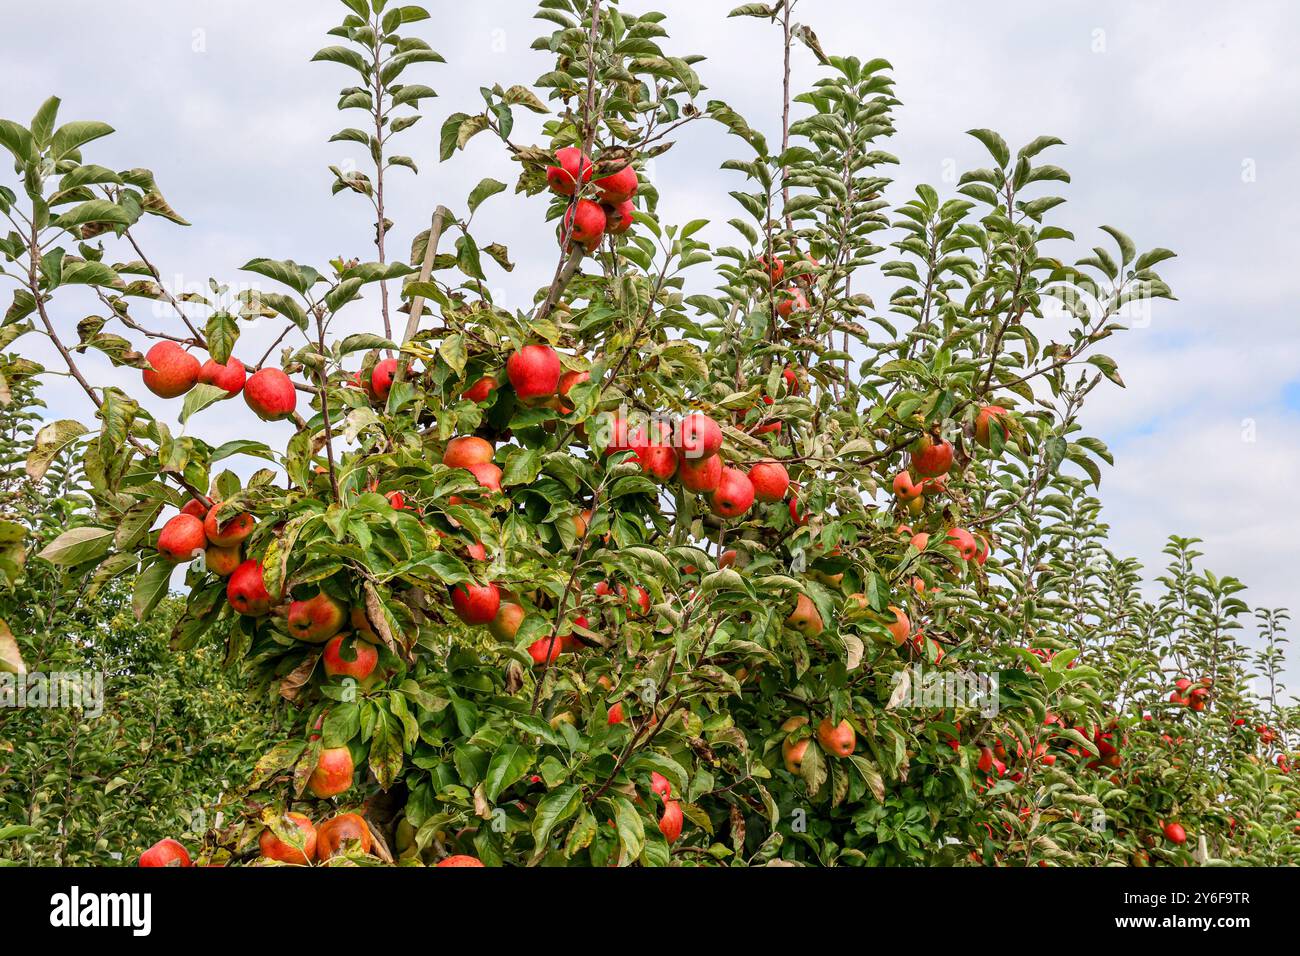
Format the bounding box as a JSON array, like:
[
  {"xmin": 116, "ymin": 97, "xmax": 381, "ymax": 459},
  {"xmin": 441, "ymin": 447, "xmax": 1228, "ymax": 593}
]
[
  {"xmin": 180, "ymin": 383, "xmax": 233, "ymax": 423},
  {"xmin": 531, "ymin": 784, "xmax": 582, "ymax": 852},
  {"xmin": 52, "ymin": 200, "xmax": 132, "ymax": 231},
  {"xmin": 967, "ymin": 128, "xmax": 1010, "ymax": 168},
  {"xmin": 132, "ymin": 559, "xmax": 173, "ymax": 620},
  {"xmin": 35, "ymin": 526, "xmax": 115, "ymax": 566},
  {"xmin": 49, "ymin": 120, "xmax": 115, "ymax": 159},
  {"xmin": 311, "ymin": 45, "xmax": 371, "ymax": 75},
  {"xmin": 26, "ymin": 419, "xmax": 88, "ymax": 480},
  {"xmin": 467, "ymin": 177, "xmax": 506, "ymax": 213},
  {"xmin": 483, "ymin": 743, "xmax": 534, "ymax": 802}
]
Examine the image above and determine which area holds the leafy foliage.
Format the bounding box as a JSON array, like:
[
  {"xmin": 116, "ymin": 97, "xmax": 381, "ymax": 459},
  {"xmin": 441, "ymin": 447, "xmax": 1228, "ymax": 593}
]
[{"xmin": 0, "ymin": 0, "xmax": 1295, "ymax": 867}]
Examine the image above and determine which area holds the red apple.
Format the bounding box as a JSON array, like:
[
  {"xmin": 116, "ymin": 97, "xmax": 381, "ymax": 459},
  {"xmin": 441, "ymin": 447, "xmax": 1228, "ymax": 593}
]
[
  {"xmin": 371, "ymin": 357, "xmax": 399, "ymax": 400},
  {"xmin": 323, "ymin": 634, "xmax": 378, "ymax": 681},
  {"xmin": 749, "ymin": 460, "xmax": 790, "ymax": 502},
  {"xmin": 658, "ymin": 800, "xmax": 683, "ymax": 843},
  {"xmin": 198, "ymin": 356, "xmax": 246, "ymax": 395},
  {"xmin": 139, "ymin": 838, "xmax": 192, "ymax": 867},
  {"xmin": 142, "ymin": 342, "xmax": 200, "ymax": 399},
  {"xmin": 204, "ymin": 506, "xmax": 254, "ymax": 547},
  {"xmin": 545, "ymin": 146, "xmax": 592, "ymax": 196},
  {"xmin": 507, "ymin": 345, "xmax": 562, "ymax": 402},
  {"xmin": 678, "ymin": 453, "xmax": 722, "ymax": 493},
  {"xmin": 286, "ymin": 591, "xmax": 347, "ymax": 643},
  {"xmin": 259, "ymin": 812, "xmax": 316, "ymax": 865},
  {"xmin": 244, "ymin": 367, "xmax": 297, "ymax": 421},
  {"xmin": 710, "ymin": 467, "xmax": 755, "ymax": 518},
  {"xmin": 227, "ymin": 559, "xmax": 275, "ymax": 616},
  {"xmin": 604, "ymin": 199, "xmax": 635, "ymax": 235},
  {"xmin": 462, "ymin": 376, "xmax": 498, "ymax": 403},
  {"xmin": 595, "ymin": 163, "xmax": 638, "ymax": 204},
  {"xmin": 452, "ymin": 582, "xmax": 501, "ymax": 626},
  {"xmin": 443, "ymin": 436, "xmax": 495, "ymax": 469},
  {"xmin": 910, "ymin": 434, "xmax": 953, "ymax": 478},
  {"xmin": 316, "ymin": 812, "xmax": 372, "ymax": 860},
  {"xmin": 562, "ymin": 198, "xmax": 607, "ymax": 249},
  {"xmin": 308, "ymin": 747, "xmax": 355, "ymax": 799},
  {"xmin": 675, "ymin": 412, "xmax": 723, "ymax": 460},
  {"xmin": 157, "ymin": 514, "xmax": 207, "ymax": 562},
  {"xmin": 817, "ymin": 717, "xmax": 856, "ymax": 757}
]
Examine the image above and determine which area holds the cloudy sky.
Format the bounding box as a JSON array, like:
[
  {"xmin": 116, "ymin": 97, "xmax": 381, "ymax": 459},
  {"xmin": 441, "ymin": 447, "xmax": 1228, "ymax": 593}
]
[{"xmin": 4, "ymin": 1, "xmax": 1297, "ymax": 694}]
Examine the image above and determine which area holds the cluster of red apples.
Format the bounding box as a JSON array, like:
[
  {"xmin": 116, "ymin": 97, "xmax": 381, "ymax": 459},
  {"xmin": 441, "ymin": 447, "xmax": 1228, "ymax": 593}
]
[
  {"xmin": 138, "ymin": 814, "xmax": 482, "ymax": 867},
  {"xmin": 546, "ymin": 146, "xmax": 639, "ymax": 252},
  {"xmin": 141, "ymin": 340, "xmax": 297, "ymax": 421}
]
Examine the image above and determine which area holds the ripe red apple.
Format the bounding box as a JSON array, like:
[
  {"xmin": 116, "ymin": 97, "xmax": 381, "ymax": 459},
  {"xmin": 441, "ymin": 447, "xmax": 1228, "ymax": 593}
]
[
  {"xmin": 316, "ymin": 812, "xmax": 372, "ymax": 860},
  {"xmin": 308, "ymin": 746, "xmax": 355, "ymax": 798},
  {"xmin": 887, "ymin": 606, "xmax": 910, "ymax": 644},
  {"xmin": 451, "ymin": 582, "xmax": 501, "ymax": 625},
  {"xmin": 555, "ymin": 369, "xmax": 591, "ymax": 413},
  {"xmin": 710, "ymin": 467, "xmax": 755, "ymax": 518},
  {"xmin": 678, "ymin": 453, "xmax": 722, "ymax": 493},
  {"xmin": 287, "ymin": 590, "xmax": 347, "ymax": 643},
  {"xmin": 371, "ymin": 357, "xmax": 399, "ymax": 400},
  {"xmin": 817, "ymin": 717, "xmax": 856, "ymax": 757},
  {"xmin": 788, "ymin": 490, "xmax": 808, "ymax": 526},
  {"xmin": 507, "ymin": 344, "xmax": 562, "ymax": 402},
  {"xmin": 259, "ymin": 812, "xmax": 316, "ymax": 865},
  {"xmin": 975, "ymin": 405, "xmax": 1010, "ymax": 448},
  {"xmin": 488, "ymin": 602, "xmax": 526, "ymax": 642},
  {"xmin": 436, "ymin": 855, "xmax": 485, "ymax": 867},
  {"xmin": 756, "ymin": 255, "xmax": 784, "ymax": 284},
  {"xmin": 244, "ymin": 367, "xmax": 297, "ymax": 421},
  {"xmin": 462, "ymin": 376, "xmax": 498, "ymax": 403},
  {"xmin": 595, "ymin": 163, "xmax": 638, "ymax": 204},
  {"xmin": 323, "ymin": 634, "xmax": 378, "ymax": 681},
  {"xmin": 658, "ymin": 800, "xmax": 683, "ymax": 844},
  {"xmin": 459, "ymin": 461, "xmax": 502, "ymax": 495},
  {"xmin": 785, "ymin": 593, "xmax": 823, "ymax": 637},
  {"xmin": 205, "ymin": 544, "xmax": 242, "ymax": 577},
  {"xmin": 204, "ymin": 506, "xmax": 254, "ymax": 547},
  {"xmin": 142, "ymin": 341, "xmax": 200, "ymax": 398},
  {"xmin": 781, "ymin": 716, "xmax": 810, "ymax": 773},
  {"xmin": 776, "ymin": 288, "xmax": 809, "ymax": 318},
  {"xmin": 545, "ymin": 146, "xmax": 592, "ymax": 196},
  {"xmin": 351, "ymin": 606, "xmax": 379, "ymax": 643},
  {"xmin": 892, "ymin": 471, "xmax": 922, "ymax": 501},
  {"xmin": 607, "ymin": 702, "xmax": 625, "ymax": 725},
  {"xmin": 1162, "ymin": 821, "xmax": 1187, "ymax": 845},
  {"xmin": 139, "ymin": 838, "xmax": 192, "ymax": 867},
  {"xmin": 910, "ymin": 434, "xmax": 954, "ymax": 478},
  {"xmin": 443, "ymin": 436, "xmax": 495, "ymax": 469},
  {"xmin": 563, "ymin": 198, "xmax": 607, "ymax": 248},
  {"xmin": 198, "ymin": 356, "xmax": 246, "ymax": 395},
  {"xmin": 650, "ymin": 772, "xmax": 672, "ymax": 800},
  {"xmin": 180, "ymin": 498, "xmax": 209, "ymax": 519},
  {"xmin": 227, "ymin": 559, "xmax": 275, "ymax": 616},
  {"xmin": 749, "ymin": 460, "xmax": 790, "ymax": 502},
  {"xmin": 946, "ymin": 527, "xmax": 978, "ymax": 561},
  {"xmin": 637, "ymin": 443, "xmax": 678, "ymax": 481},
  {"xmin": 675, "ymin": 412, "xmax": 723, "ymax": 460},
  {"xmin": 604, "ymin": 199, "xmax": 635, "ymax": 235},
  {"xmin": 527, "ymin": 636, "xmax": 564, "ymax": 666},
  {"xmin": 157, "ymin": 514, "xmax": 207, "ymax": 562}
]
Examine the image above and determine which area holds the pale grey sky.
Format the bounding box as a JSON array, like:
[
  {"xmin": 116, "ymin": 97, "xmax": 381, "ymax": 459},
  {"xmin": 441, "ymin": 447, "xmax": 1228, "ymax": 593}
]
[{"xmin": 3, "ymin": 1, "xmax": 1297, "ymax": 693}]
